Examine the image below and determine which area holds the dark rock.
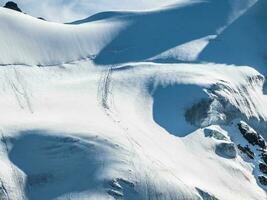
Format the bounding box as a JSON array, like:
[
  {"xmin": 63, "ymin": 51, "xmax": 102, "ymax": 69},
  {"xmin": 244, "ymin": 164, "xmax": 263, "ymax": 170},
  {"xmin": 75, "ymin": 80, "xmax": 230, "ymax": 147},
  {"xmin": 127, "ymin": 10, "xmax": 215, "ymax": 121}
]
[
  {"xmin": 259, "ymin": 163, "xmax": 267, "ymax": 175},
  {"xmin": 258, "ymin": 176, "xmax": 267, "ymax": 186},
  {"xmin": 204, "ymin": 128, "xmax": 228, "ymax": 141},
  {"xmin": 261, "ymin": 152, "xmax": 267, "ymax": 164},
  {"xmin": 38, "ymin": 17, "xmax": 46, "ymax": 21},
  {"xmin": 3, "ymin": 1, "xmax": 22, "ymax": 12},
  {"xmin": 238, "ymin": 121, "xmax": 266, "ymax": 149},
  {"xmin": 185, "ymin": 99, "xmax": 212, "ymax": 127},
  {"xmin": 215, "ymin": 142, "xmax": 237, "ymax": 159},
  {"xmin": 237, "ymin": 145, "xmax": 255, "ymax": 159}
]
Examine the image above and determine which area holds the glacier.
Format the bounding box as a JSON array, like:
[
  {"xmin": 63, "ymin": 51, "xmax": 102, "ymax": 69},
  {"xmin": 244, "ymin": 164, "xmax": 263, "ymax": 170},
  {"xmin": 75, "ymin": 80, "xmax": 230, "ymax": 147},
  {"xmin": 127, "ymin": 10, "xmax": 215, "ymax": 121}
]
[{"xmin": 0, "ymin": 0, "xmax": 267, "ymax": 199}]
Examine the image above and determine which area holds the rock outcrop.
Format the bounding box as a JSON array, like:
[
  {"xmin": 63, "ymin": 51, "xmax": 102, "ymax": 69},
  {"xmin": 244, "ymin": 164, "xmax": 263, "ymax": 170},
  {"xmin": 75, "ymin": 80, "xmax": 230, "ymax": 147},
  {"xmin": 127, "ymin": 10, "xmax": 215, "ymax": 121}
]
[
  {"xmin": 238, "ymin": 121, "xmax": 266, "ymax": 149},
  {"xmin": 261, "ymin": 152, "xmax": 267, "ymax": 164},
  {"xmin": 258, "ymin": 176, "xmax": 267, "ymax": 186},
  {"xmin": 215, "ymin": 142, "xmax": 237, "ymax": 159},
  {"xmin": 3, "ymin": 1, "xmax": 22, "ymax": 12},
  {"xmin": 259, "ymin": 163, "xmax": 267, "ymax": 175},
  {"xmin": 237, "ymin": 145, "xmax": 255, "ymax": 159}
]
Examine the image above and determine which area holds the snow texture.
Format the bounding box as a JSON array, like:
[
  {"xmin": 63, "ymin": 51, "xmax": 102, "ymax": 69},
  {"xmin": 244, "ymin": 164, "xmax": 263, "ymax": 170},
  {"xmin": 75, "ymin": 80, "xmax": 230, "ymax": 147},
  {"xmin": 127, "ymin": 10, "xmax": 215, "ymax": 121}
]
[{"xmin": 0, "ymin": 0, "xmax": 267, "ymax": 200}]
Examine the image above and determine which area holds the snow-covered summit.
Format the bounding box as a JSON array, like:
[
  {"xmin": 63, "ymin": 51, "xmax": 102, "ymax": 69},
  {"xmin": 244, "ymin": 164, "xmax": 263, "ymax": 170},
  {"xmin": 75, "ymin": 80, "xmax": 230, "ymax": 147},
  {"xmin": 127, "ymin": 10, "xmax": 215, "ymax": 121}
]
[{"xmin": 0, "ymin": 0, "xmax": 259, "ymax": 66}]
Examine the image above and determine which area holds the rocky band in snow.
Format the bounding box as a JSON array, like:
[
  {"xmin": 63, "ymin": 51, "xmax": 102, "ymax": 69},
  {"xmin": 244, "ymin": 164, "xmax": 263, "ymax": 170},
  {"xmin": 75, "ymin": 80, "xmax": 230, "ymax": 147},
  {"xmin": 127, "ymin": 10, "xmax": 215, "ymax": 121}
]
[{"xmin": 237, "ymin": 121, "xmax": 267, "ymax": 186}]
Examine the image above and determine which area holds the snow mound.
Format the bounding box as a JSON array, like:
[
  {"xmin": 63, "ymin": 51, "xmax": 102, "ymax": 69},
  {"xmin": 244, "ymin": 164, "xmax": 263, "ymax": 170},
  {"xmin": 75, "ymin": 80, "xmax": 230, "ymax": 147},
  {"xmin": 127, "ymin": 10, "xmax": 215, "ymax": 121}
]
[{"xmin": 0, "ymin": 7, "xmax": 124, "ymax": 66}]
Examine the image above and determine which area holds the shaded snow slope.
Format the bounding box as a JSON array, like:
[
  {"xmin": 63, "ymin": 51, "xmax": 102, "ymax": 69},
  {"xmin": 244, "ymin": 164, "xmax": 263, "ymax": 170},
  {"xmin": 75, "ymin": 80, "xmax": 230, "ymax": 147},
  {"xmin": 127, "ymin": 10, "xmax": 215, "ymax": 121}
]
[
  {"xmin": 0, "ymin": 0, "xmax": 267, "ymax": 200},
  {"xmin": 93, "ymin": 0, "xmax": 231, "ymax": 65},
  {"xmin": 199, "ymin": 0, "xmax": 267, "ymax": 75},
  {"xmin": 0, "ymin": 0, "xmax": 258, "ymax": 66}
]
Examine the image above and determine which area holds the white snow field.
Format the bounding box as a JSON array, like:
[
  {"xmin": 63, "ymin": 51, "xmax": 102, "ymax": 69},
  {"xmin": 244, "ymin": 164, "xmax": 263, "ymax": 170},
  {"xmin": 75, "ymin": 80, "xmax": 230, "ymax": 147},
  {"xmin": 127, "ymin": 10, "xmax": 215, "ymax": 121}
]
[{"xmin": 0, "ymin": 0, "xmax": 267, "ymax": 200}]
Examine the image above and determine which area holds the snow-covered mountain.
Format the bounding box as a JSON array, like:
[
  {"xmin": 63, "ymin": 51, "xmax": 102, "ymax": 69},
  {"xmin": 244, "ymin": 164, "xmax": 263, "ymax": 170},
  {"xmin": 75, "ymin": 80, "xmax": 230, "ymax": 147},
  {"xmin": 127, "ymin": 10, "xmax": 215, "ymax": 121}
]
[{"xmin": 0, "ymin": 0, "xmax": 267, "ymax": 200}]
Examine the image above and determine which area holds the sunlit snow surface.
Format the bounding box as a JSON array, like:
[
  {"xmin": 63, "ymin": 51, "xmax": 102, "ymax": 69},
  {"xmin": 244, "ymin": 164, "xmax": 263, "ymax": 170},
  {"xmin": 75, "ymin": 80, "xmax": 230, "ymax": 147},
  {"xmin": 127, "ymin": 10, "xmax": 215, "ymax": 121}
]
[
  {"xmin": 0, "ymin": 0, "xmax": 258, "ymax": 23},
  {"xmin": 0, "ymin": 0, "xmax": 267, "ymax": 200}
]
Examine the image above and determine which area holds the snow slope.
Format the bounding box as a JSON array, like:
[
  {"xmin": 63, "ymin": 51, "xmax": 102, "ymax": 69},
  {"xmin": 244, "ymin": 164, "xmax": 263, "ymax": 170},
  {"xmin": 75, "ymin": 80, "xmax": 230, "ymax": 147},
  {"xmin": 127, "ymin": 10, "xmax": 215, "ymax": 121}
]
[
  {"xmin": 0, "ymin": 7, "xmax": 125, "ymax": 66},
  {"xmin": 0, "ymin": 0, "xmax": 258, "ymax": 66},
  {"xmin": 199, "ymin": 0, "xmax": 267, "ymax": 75},
  {"xmin": 0, "ymin": 0, "xmax": 267, "ymax": 200}
]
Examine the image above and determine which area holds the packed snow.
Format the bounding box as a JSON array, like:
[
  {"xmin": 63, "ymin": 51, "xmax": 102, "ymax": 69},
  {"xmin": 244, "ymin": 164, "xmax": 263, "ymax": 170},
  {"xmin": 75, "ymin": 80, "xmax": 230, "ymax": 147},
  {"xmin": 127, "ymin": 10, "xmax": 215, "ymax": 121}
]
[{"xmin": 0, "ymin": 0, "xmax": 267, "ymax": 200}]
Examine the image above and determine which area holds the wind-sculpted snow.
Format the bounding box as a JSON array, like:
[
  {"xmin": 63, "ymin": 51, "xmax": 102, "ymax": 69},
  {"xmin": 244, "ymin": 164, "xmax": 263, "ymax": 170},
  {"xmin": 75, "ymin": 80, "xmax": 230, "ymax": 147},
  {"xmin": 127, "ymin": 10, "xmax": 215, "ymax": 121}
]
[
  {"xmin": 0, "ymin": 8, "xmax": 125, "ymax": 66},
  {"xmin": 8, "ymin": 131, "xmax": 117, "ymax": 200},
  {"xmin": 0, "ymin": 0, "xmax": 267, "ymax": 199},
  {"xmin": 0, "ymin": 0, "xmax": 257, "ymax": 66},
  {"xmin": 199, "ymin": 0, "xmax": 267, "ymax": 75},
  {"xmin": 94, "ymin": 0, "xmax": 231, "ymax": 65},
  {"xmin": 0, "ymin": 0, "xmax": 261, "ymax": 67},
  {"xmin": 150, "ymin": 84, "xmax": 208, "ymax": 137}
]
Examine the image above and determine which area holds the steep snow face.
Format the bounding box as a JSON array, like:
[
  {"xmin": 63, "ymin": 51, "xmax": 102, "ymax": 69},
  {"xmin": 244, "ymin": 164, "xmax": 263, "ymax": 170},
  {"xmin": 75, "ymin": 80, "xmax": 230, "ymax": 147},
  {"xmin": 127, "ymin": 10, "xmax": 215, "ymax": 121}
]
[
  {"xmin": 228, "ymin": 0, "xmax": 258, "ymax": 22},
  {"xmin": 199, "ymin": 0, "xmax": 267, "ymax": 76},
  {"xmin": 1, "ymin": 0, "xmax": 267, "ymax": 200},
  {"xmin": 93, "ymin": 0, "xmax": 232, "ymax": 65}
]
